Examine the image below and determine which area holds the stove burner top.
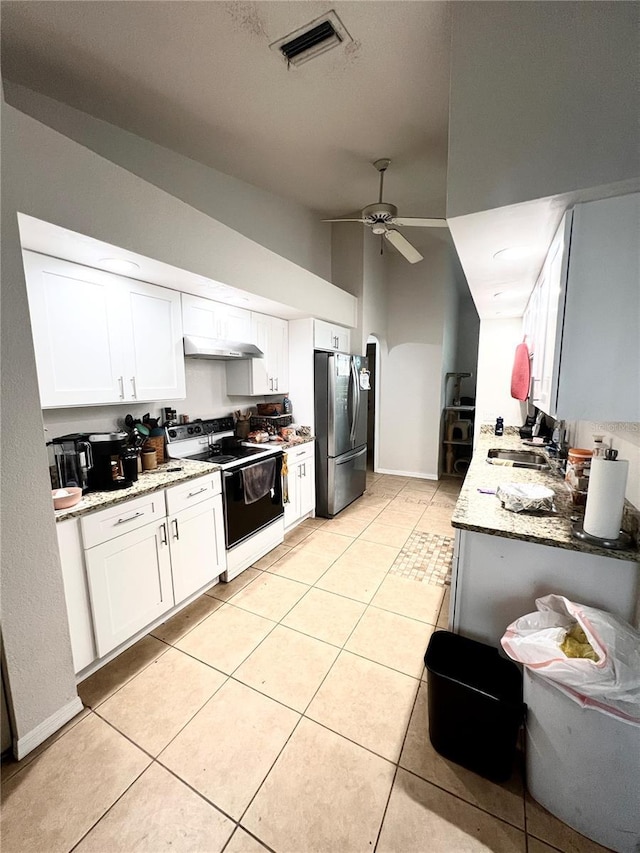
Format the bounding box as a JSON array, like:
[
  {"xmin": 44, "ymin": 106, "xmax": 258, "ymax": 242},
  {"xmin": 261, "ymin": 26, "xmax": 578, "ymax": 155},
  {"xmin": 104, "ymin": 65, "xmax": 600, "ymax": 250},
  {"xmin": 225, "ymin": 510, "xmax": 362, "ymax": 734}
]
[
  {"xmin": 181, "ymin": 444, "xmax": 276, "ymax": 466},
  {"xmin": 165, "ymin": 416, "xmax": 280, "ymax": 469}
]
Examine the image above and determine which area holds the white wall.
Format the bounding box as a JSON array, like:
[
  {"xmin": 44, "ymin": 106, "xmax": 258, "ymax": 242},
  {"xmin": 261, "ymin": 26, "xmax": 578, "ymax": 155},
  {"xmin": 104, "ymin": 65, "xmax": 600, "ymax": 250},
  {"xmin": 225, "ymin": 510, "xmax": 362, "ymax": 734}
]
[
  {"xmin": 4, "ymin": 82, "xmax": 332, "ymax": 281},
  {"xmin": 331, "ymin": 224, "xmax": 364, "ymax": 352},
  {"xmin": 361, "ymin": 230, "xmax": 388, "ymax": 355},
  {"xmin": 41, "ymin": 359, "xmax": 259, "ymax": 440},
  {"xmin": 448, "ymin": 2, "xmax": 640, "ymax": 218},
  {"xmin": 574, "ymin": 422, "xmax": 640, "ymax": 511},
  {"xmin": 377, "ymin": 240, "xmax": 456, "ymax": 479},
  {"xmin": 475, "ymin": 318, "xmax": 526, "ymax": 431},
  {"xmin": 4, "ymin": 105, "xmax": 356, "ymax": 327}
]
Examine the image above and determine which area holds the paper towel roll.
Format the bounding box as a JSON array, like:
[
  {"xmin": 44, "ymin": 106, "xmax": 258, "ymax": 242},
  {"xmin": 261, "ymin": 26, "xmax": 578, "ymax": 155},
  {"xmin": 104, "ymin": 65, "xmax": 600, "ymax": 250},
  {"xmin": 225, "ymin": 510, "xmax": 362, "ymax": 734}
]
[{"xmin": 583, "ymin": 457, "xmax": 629, "ymax": 540}]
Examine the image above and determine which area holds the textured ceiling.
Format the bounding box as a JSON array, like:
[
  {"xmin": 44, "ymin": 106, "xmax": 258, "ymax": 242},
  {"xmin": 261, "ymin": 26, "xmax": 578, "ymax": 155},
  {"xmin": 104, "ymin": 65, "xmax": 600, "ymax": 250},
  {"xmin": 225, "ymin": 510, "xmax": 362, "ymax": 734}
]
[{"xmin": 1, "ymin": 1, "xmax": 451, "ymax": 218}]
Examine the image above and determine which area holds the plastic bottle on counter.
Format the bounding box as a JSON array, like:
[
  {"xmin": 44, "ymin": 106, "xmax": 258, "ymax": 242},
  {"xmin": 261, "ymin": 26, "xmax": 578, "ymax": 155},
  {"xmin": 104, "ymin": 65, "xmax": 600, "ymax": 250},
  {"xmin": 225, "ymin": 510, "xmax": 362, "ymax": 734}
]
[
  {"xmin": 495, "ymin": 417, "xmax": 504, "ymax": 436},
  {"xmin": 592, "ymin": 434, "xmax": 607, "ymax": 458}
]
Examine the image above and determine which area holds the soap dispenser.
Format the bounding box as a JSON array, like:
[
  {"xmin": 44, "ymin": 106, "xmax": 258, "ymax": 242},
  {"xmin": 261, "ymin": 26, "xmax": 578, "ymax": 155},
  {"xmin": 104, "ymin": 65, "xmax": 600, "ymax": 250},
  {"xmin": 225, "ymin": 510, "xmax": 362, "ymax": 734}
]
[{"xmin": 495, "ymin": 417, "xmax": 504, "ymax": 436}]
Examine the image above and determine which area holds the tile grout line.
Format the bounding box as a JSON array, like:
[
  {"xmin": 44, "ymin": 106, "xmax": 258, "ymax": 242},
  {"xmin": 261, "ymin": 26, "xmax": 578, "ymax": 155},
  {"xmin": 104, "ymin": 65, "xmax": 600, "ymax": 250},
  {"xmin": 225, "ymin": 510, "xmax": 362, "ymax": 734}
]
[
  {"xmin": 79, "ymin": 636, "xmax": 173, "ymax": 713},
  {"xmin": 372, "ymin": 678, "xmax": 422, "ymax": 853}
]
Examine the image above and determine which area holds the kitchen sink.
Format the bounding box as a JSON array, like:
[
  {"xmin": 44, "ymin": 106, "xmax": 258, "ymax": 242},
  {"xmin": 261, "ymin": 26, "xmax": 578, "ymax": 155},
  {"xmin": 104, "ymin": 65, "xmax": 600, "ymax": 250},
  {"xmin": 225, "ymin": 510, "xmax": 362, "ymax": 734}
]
[{"xmin": 487, "ymin": 448, "xmax": 550, "ymax": 470}]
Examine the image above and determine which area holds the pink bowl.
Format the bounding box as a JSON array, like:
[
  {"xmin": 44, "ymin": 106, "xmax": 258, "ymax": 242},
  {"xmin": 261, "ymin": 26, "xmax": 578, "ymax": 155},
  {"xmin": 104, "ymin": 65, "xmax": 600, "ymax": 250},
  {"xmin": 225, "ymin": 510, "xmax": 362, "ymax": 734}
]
[{"xmin": 52, "ymin": 487, "xmax": 83, "ymax": 510}]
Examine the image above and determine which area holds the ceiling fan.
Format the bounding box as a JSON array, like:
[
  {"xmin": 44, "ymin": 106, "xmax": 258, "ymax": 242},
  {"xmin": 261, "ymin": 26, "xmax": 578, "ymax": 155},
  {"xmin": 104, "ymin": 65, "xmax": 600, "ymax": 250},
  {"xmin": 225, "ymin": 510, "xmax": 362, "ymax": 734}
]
[{"xmin": 323, "ymin": 158, "xmax": 447, "ymax": 263}]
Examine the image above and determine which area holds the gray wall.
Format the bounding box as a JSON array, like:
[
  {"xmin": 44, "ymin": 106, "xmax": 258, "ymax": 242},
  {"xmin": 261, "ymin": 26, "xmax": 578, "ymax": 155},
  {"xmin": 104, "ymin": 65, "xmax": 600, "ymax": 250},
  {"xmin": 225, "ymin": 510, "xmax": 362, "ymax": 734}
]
[
  {"xmin": 4, "ymin": 82, "xmax": 332, "ymax": 281},
  {"xmin": 448, "ymin": 2, "xmax": 640, "ymax": 217},
  {"xmin": 454, "ymin": 292, "xmax": 480, "ymax": 400},
  {"xmin": 378, "ymin": 238, "xmax": 459, "ymax": 478},
  {"xmin": 1, "ymin": 120, "xmax": 78, "ymax": 739}
]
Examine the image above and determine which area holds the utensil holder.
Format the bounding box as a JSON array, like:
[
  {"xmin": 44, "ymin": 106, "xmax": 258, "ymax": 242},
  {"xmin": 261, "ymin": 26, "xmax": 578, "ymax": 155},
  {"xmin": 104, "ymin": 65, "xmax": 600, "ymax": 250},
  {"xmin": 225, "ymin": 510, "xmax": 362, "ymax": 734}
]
[{"xmin": 145, "ymin": 436, "xmax": 165, "ymax": 464}]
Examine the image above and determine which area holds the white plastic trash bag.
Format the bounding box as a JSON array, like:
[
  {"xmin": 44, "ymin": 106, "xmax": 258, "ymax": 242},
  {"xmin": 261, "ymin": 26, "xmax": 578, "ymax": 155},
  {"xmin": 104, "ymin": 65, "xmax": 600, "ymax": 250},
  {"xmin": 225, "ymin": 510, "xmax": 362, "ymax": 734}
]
[{"xmin": 501, "ymin": 594, "xmax": 640, "ymax": 724}]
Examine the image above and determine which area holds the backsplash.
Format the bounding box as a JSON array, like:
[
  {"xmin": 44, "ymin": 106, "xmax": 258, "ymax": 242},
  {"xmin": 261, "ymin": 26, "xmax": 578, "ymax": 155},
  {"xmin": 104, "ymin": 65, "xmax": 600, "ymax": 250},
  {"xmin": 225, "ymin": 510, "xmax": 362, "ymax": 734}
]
[{"xmin": 42, "ymin": 358, "xmax": 280, "ymax": 437}]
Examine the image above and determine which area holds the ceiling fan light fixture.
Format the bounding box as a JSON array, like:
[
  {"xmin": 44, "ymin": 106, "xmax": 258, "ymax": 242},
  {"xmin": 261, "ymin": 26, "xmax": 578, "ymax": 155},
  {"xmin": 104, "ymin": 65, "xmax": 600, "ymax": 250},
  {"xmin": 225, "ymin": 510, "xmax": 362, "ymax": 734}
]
[{"xmin": 99, "ymin": 258, "xmax": 140, "ymax": 274}]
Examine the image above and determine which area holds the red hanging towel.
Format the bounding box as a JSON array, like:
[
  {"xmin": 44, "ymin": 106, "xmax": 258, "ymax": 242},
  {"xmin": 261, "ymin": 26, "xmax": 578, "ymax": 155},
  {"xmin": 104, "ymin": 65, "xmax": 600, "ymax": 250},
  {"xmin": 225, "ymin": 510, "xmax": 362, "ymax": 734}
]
[{"xmin": 511, "ymin": 341, "xmax": 531, "ymax": 400}]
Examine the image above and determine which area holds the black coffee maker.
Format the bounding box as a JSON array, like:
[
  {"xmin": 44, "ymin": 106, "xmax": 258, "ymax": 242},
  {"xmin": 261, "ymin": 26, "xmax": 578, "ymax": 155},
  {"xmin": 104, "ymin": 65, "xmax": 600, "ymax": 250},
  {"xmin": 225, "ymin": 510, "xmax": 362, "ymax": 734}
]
[{"xmin": 87, "ymin": 432, "xmax": 133, "ymax": 491}]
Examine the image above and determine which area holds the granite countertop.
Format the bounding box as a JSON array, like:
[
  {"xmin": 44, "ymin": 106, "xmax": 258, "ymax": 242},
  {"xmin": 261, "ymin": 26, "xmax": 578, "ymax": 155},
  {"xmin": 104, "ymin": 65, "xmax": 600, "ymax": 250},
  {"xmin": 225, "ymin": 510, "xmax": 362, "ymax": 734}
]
[
  {"xmin": 245, "ymin": 435, "xmax": 316, "ymax": 450},
  {"xmin": 54, "ymin": 458, "xmax": 219, "ymax": 523},
  {"xmin": 452, "ymin": 427, "xmax": 638, "ymax": 562},
  {"xmin": 53, "ymin": 436, "xmax": 316, "ymax": 523}
]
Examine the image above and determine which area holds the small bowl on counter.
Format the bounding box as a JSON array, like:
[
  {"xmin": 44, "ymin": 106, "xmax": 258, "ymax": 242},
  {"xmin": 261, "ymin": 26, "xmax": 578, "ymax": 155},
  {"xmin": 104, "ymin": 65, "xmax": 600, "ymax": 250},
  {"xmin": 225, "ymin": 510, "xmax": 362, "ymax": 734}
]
[{"xmin": 52, "ymin": 486, "xmax": 83, "ymax": 510}]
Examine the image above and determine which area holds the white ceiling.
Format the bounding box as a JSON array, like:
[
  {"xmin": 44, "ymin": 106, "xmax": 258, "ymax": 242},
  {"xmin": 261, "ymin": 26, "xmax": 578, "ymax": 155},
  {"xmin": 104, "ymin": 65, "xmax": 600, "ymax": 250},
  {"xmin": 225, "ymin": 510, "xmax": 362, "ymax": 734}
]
[{"xmin": 1, "ymin": 0, "xmax": 451, "ymax": 219}]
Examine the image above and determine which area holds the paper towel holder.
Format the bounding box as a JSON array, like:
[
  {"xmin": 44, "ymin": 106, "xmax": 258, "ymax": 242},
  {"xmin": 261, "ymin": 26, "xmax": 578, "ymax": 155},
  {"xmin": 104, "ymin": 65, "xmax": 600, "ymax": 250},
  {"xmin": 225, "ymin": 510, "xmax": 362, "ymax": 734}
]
[{"xmin": 572, "ymin": 522, "xmax": 632, "ymax": 550}]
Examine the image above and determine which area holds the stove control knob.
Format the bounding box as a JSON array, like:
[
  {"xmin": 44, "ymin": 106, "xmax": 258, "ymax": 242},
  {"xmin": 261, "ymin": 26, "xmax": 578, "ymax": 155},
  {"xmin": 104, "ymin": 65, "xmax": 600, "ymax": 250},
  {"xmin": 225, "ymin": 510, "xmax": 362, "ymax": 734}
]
[
  {"xmin": 168, "ymin": 429, "xmax": 177, "ymax": 438},
  {"xmin": 187, "ymin": 427, "xmax": 194, "ymax": 435},
  {"xmin": 193, "ymin": 425, "xmax": 202, "ymax": 434}
]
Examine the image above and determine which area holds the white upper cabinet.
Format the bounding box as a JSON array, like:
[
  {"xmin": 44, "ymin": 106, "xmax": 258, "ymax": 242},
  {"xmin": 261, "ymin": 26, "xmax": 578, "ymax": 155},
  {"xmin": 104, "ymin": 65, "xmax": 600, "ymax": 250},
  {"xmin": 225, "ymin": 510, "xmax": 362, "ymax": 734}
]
[
  {"xmin": 123, "ymin": 279, "xmax": 185, "ymax": 403},
  {"xmin": 181, "ymin": 293, "xmax": 251, "ymax": 342},
  {"xmin": 314, "ymin": 319, "xmax": 350, "ymax": 353},
  {"xmin": 23, "ymin": 252, "xmax": 125, "ymax": 407},
  {"xmin": 23, "ymin": 252, "xmax": 186, "ymax": 407},
  {"xmin": 525, "ymin": 193, "xmax": 639, "ymax": 421},
  {"xmin": 226, "ymin": 312, "xmax": 289, "ymax": 396}
]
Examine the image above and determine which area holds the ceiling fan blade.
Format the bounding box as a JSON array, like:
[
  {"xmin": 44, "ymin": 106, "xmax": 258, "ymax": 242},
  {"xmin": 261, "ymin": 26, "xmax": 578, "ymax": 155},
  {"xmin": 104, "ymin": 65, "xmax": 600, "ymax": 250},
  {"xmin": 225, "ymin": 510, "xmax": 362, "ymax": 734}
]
[
  {"xmin": 391, "ymin": 217, "xmax": 448, "ymax": 228},
  {"xmin": 321, "ymin": 218, "xmax": 366, "ymax": 223},
  {"xmin": 383, "ymin": 229, "xmax": 423, "ymax": 264}
]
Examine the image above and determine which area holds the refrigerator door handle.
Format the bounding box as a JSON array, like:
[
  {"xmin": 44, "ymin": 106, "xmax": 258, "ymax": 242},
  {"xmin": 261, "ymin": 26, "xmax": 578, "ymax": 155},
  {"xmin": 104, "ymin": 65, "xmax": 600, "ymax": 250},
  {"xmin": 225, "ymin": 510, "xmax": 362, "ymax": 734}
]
[
  {"xmin": 349, "ymin": 359, "xmax": 359, "ymax": 447},
  {"xmin": 336, "ymin": 446, "xmax": 367, "ymax": 464},
  {"xmin": 327, "ymin": 353, "xmax": 336, "ymax": 457}
]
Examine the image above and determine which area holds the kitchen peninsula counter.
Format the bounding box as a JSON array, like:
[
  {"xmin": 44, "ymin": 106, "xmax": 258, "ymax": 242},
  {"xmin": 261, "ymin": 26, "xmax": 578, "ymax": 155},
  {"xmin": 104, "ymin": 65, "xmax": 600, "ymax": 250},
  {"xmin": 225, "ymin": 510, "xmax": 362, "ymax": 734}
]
[
  {"xmin": 54, "ymin": 458, "xmax": 219, "ymax": 522},
  {"xmin": 452, "ymin": 428, "xmax": 638, "ymax": 562}
]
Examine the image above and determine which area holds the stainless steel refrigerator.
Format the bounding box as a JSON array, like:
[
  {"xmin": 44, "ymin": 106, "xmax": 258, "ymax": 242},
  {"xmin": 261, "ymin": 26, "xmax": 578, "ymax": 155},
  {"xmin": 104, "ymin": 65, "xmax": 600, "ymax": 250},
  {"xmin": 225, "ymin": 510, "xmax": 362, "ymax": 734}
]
[{"xmin": 314, "ymin": 351, "xmax": 369, "ymax": 517}]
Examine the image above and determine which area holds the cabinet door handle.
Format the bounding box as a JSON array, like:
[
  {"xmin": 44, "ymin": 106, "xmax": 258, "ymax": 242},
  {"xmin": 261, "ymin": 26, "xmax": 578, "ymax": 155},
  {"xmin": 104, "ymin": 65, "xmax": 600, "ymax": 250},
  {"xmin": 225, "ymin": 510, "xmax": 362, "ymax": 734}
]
[
  {"xmin": 160, "ymin": 522, "xmax": 168, "ymax": 545},
  {"xmin": 116, "ymin": 511, "xmax": 144, "ymax": 525},
  {"xmin": 188, "ymin": 486, "xmax": 208, "ymax": 498},
  {"xmin": 118, "ymin": 376, "xmax": 125, "ymax": 400},
  {"xmin": 302, "ymin": 462, "xmax": 306, "ymax": 477},
  {"xmin": 130, "ymin": 376, "xmax": 137, "ymax": 399},
  {"xmin": 275, "ymin": 378, "xmax": 279, "ymax": 391},
  {"xmin": 172, "ymin": 519, "xmax": 180, "ymax": 540}
]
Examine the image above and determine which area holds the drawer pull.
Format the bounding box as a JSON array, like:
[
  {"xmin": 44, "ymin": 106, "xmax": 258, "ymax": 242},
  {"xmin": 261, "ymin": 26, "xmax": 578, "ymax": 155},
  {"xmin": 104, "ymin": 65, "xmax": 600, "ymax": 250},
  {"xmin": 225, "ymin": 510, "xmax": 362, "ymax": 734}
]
[
  {"xmin": 116, "ymin": 511, "xmax": 144, "ymax": 525},
  {"xmin": 188, "ymin": 487, "xmax": 208, "ymax": 498},
  {"xmin": 296, "ymin": 450, "xmax": 306, "ymax": 457}
]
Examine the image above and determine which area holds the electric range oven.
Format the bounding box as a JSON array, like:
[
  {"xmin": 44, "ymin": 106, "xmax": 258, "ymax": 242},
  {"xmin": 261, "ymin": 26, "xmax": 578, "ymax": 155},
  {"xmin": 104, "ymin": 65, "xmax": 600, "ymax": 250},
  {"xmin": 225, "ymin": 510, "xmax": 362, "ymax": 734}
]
[{"xmin": 165, "ymin": 417, "xmax": 284, "ymax": 576}]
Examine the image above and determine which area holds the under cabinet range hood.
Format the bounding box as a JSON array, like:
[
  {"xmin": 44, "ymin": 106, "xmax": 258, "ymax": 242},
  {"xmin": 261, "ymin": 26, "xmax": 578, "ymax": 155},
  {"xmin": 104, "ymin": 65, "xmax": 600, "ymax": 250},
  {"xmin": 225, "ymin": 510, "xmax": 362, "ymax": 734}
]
[{"xmin": 183, "ymin": 336, "xmax": 264, "ymax": 360}]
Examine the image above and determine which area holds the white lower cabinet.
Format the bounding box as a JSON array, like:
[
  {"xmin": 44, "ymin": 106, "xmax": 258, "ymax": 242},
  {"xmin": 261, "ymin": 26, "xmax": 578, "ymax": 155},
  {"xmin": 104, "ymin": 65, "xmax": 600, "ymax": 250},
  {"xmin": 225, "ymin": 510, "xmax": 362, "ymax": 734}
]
[
  {"xmin": 57, "ymin": 473, "xmax": 227, "ymax": 669},
  {"xmin": 57, "ymin": 518, "xmax": 97, "ymax": 673},
  {"xmin": 451, "ymin": 529, "xmax": 639, "ymax": 647},
  {"xmin": 168, "ymin": 496, "xmax": 225, "ymax": 605},
  {"xmin": 85, "ymin": 520, "xmax": 174, "ymax": 658},
  {"xmin": 284, "ymin": 444, "xmax": 316, "ymax": 529}
]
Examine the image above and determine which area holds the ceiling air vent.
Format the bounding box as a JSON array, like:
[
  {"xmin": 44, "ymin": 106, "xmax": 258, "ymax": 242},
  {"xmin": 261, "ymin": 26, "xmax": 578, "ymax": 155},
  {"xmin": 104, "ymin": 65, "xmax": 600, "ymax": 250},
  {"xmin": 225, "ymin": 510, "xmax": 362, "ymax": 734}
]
[{"xmin": 270, "ymin": 11, "xmax": 352, "ymax": 68}]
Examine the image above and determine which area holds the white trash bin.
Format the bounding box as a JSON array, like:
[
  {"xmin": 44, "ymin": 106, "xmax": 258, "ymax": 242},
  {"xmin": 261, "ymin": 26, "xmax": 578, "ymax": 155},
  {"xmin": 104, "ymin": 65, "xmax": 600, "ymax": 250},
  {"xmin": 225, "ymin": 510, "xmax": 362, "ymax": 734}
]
[{"xmin": 524, "ymin": 669, "xmax": 640, "ymax": 853}]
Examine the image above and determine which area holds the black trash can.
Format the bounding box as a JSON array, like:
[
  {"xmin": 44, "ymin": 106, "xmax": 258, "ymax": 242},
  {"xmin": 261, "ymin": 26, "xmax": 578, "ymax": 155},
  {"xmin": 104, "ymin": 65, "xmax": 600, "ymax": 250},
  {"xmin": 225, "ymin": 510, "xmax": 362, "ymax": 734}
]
[{"xmin": 424, "ymin": 630, "xmax": 525, "ymax": 783}]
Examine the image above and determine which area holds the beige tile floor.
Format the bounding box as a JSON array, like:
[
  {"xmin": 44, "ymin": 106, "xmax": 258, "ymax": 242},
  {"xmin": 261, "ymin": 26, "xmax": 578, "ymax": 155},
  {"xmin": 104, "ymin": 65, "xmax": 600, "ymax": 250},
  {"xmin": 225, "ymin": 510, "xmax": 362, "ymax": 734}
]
[{"xmin": 1, "ymin": 472, "xmax": 611, "ymax": 853}]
